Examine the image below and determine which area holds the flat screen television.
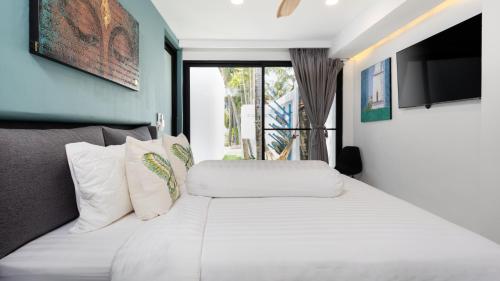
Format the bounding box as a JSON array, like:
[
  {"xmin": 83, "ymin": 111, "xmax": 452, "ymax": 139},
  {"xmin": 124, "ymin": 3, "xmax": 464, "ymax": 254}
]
[{"xmin": 397, "ymin": 14, "xmax": 482, "ymax": 109}]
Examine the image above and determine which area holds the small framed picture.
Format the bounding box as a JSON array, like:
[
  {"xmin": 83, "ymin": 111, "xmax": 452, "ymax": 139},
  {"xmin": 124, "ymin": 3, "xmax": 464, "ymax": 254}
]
[{"xmin": 361, "ymin": 58, "xmax": 392, "ymax": 122}]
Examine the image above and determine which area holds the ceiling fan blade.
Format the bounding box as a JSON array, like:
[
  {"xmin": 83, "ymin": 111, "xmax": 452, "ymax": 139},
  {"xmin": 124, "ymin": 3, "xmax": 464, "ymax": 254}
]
[{"xmin": 277, "ymin": 0, "xmax": 301, "ymax": 18}]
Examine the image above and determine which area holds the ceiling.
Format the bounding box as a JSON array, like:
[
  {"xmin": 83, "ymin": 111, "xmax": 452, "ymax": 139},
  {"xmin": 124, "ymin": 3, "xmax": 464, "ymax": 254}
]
[
  {"xmin": 152, "ymin": 0, "xmax": 461, "ymax": 55},
  {"xmin": 152, "ymin": 0, "xmax": 396, "ymax": 47}
]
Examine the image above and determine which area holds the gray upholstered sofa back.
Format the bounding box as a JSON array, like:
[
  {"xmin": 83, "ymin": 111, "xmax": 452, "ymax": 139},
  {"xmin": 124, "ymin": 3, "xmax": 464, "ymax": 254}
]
[{"xmin": 0, "ymin": 122, "xmax": 156, "ymax": 259}]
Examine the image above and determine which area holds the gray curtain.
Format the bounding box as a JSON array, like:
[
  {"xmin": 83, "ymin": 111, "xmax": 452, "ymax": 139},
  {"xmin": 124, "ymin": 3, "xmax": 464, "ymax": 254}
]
[{"xmin": 289, "ymin": 48, "xmax": 344, "ymax": 163}]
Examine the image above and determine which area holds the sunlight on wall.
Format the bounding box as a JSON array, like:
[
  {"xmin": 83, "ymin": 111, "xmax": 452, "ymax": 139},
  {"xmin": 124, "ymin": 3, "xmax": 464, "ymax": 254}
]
[{"xmin": 351, "ymin": 0, "xmax": 458, "ymax": 62}]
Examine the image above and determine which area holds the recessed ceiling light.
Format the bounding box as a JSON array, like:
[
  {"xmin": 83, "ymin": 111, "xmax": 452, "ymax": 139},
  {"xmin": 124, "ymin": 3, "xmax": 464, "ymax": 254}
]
[
  {"xmin": 231, "ymin": 0, "xmax": 244, "ymax": 5},
  {"xmin": 325, "ymin": 0, "xmax": 339, "ymax": 6}
]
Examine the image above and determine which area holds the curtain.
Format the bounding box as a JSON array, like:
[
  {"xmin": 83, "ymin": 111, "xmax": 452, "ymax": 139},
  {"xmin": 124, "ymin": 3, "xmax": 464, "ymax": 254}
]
[{"xmin": 289, "ymin": 48, "xmax": 344, "ymax": 163}]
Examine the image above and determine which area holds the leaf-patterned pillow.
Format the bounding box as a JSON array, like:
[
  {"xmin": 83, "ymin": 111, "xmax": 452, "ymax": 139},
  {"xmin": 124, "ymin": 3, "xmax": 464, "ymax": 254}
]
[
  {"xmin": 125, "ymin": 137, "xmax": 173, "ymax": 220},
  {"xmin": 171, "ymin": 144, "xmax": 194, "ymax": 169},
  {"xmin": 162, "ymin": 134, "xmax": 194, "ymax": 187},
  {"xmin": 142, "ymin": 152, "xmax": 180, "ymax": 202}
]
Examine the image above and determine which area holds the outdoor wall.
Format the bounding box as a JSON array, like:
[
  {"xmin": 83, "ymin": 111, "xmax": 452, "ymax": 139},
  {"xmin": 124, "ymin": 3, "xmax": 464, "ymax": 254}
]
[
  {"xmin": 190, "ymin": 68, "xmax": 226, "ymax": 162},
  {"xmin": 0, "ymin": 0, "xmax": 179, "ymax": 127},
  {"xmin": 342, "ymin": 0, "xmax": 500, "ymax": 243}
]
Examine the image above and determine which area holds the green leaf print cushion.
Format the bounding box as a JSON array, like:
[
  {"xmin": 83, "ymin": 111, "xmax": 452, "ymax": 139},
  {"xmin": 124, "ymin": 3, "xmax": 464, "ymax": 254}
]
[
  {"xmin": 142, "ymin": 152, "xmax": 180, "ymax": 202},
  {"xmin": 162, "ymin": 134, "xmax": 195, "ymax": 187}
]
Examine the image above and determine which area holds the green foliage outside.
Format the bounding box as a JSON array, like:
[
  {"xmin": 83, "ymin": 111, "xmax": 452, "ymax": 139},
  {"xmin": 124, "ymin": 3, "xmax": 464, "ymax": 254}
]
[
  {"xmin": 223, "ymin": 154, "xmax": 244, "ymax": 160},
  {"xmin": 220, "ymin": 68, "xmax": 257, "ymax": 148},
  {"xmin": 265, "ymin": 67, "xmax": 296, "ymax": 101},
  {"xmin": 219, "ymin": 67, "xmax": 306, "ymax": 160}
]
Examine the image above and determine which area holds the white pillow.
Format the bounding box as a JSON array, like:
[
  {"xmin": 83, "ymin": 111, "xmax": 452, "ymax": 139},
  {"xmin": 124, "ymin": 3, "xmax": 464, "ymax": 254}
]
[
  {"xmin": 66, "ymin": 144, "xmax": 84, "ymax": 211},
  {"xmin": 125, "ymin": 137, "xmax": 180, "ymax": 220},
  {"xmin": 162, "ymin": 134, "xmax": 194, "ymax": 187},
  {"xmin": 186, "ymin": 160, "xmax": 344, "ymax": 198},
  {"xmin": 65, "ymin": 142, "xmax": 133, "ymax": 233}
]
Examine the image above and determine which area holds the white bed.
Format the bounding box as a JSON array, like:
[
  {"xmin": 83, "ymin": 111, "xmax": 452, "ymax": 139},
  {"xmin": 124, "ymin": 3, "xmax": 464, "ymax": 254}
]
[
  {"xmin": 0, "ymin": 214, "xmax": 144, "ymax": 281},
  {"xmin": 112, "ymin": 176, "xmax": 500, "ymax": 281},
  {"xmin": 2, "ymin": 176, "xmax": 500, "ymax": 281}
]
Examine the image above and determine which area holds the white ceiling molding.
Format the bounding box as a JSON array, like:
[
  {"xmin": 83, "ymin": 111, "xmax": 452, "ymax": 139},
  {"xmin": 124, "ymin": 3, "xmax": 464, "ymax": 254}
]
[
  {"xmin": 330, "ymin": 0, "xmax": 468, "ymax": 59},
  {"xmin": 179, "ymin": 40, "xmax": 333, "ymax": 49},
  {"xmin": 183, "ymin": 48, "xmax": 292, "ymax": 61},
  {"xmin": 329, "ymin": 0, "xmax": 408, "ymax": 57}
]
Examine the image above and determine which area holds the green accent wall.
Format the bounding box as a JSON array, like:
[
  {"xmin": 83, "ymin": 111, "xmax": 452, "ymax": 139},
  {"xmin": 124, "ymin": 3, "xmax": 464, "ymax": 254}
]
[{"xmin": 0, "ymin": 0, "xmax": 181, "ymax": 128}]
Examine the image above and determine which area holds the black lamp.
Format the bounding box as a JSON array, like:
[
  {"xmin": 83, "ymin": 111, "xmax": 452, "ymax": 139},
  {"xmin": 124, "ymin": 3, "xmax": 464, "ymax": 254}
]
[{"xmin": 335, "ymin": 146, "xmax": 362, "ymax": 177}]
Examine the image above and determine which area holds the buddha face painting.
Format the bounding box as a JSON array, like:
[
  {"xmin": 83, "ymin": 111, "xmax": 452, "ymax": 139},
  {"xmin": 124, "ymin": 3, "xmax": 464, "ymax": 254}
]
[{"xmin": 32, "ymin": 0, "xmax": 140, "ymax": 90}]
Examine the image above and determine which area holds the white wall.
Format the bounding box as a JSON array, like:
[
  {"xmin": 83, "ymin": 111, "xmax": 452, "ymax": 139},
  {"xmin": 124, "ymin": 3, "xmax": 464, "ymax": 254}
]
[
  {"xmin": 342, "ymin": 62, "xmax": 355, "ymax": 147},
  {"xmin": 183, "ymin": 48, "xmax": 291, "ymax": 61},
  {"xmin": 479, "ymin": 0, "xmax": 500, "ymax": 242},
  {"xmin": 342, "ymin": 0, "xmax": 500, "ymax": 242},
  {"xmin": 190, "ymin": 68, "xmax": 226, "ymax": 162}
]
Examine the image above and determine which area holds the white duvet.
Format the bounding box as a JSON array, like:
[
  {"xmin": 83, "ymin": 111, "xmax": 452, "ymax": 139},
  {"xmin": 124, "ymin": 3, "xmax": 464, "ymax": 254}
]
[{"xmin": 111, "ymin": 176, "xmax": 500, "ymax": 281}]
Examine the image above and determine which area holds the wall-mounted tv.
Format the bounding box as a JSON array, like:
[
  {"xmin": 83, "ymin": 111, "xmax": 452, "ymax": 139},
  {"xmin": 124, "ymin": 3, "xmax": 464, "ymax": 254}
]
[{"xmin": 397, "ymin": 14, "xmax": 482, "ymax": 109}]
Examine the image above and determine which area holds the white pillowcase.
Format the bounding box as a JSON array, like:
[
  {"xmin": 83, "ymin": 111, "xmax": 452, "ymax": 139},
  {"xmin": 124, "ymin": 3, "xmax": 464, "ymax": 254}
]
[
  {"xmin": 162, "ymin": 134, "xmax": 194, "ymax": 188},
  {"xmin": 65, "ymin": 142, "xmax": 133, "ymax": 233},
  {"xmin": 186, "ymin": 160, "xmax": 344, "ymax": 198},
  {"xmin": 125, "ymin": 137, "xmax": 179, "ymax": 220}
]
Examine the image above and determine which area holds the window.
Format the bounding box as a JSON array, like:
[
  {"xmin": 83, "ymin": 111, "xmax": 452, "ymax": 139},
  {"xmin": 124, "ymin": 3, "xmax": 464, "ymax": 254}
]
[
  {"xmin": 164, "ymin": 38, "xmax": 179, "ymax": 135},
  {"xmin": 263, "ymin": 67, "xmax": 336, "ymax": 162},
  {"xmin": 183, "ymin": 61, "xmax": 342, "ymax": 165}
]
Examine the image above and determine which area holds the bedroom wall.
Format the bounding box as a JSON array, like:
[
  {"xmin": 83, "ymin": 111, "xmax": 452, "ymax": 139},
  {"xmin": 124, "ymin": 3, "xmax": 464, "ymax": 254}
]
[
  {"xmin": 342, "ymin": 0, "xmax": 500, "ymax": 242},
  {"xmin": 0, "ymin": 0, "xmax": 180, "ymax": 127},
  {"xmin": 479, "ymin": 0, "xmax": 500, "ymax": 243}
]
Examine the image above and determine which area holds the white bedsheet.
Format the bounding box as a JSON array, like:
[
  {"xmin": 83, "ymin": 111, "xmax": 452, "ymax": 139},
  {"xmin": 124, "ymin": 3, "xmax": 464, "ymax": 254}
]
[
  {"xmin": 201, "ymin": 177, "xmax": 500, "ymax": 281},
  {"xmin": 111, "ymin": 195, "xmax": 211, "ymax": 281},
  {"xmin": 0, "ymin": 214, "xmax": 144, "ymax": 281},
  {"xmin": 111, "ymin": 176, "xmax": 500, "ymax": 281}
]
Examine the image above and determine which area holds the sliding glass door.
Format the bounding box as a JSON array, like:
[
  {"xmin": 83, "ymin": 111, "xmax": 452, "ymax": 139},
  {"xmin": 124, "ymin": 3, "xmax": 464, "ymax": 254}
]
[
  {"xmin": 185, "ymin": 62, "xmax": 341, "ymax": 165},
  {"xmin": 189, "ymin": 66, "xmax": 262, "ymax": 161},
  {"xmin": 263, "ymin": 66, "xmax": 336, "ymax": 162}
]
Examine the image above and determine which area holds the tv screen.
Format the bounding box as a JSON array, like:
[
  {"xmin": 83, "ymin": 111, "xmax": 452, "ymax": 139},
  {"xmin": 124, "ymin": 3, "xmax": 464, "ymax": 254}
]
[{"xmin": 397, "ymin": 14, "xmax": 482, "ymax": 108}]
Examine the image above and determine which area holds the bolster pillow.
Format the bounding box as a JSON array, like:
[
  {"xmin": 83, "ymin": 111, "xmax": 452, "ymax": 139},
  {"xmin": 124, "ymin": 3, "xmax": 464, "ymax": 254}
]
[{"xmin": 186, "ymin": 160, "xmax": 344, "ymax": 198}]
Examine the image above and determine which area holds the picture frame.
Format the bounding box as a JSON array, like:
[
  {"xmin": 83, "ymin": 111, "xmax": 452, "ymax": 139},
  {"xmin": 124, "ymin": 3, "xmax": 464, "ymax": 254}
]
[
  {"xmin": 29, "ymin": 0, "xmax": 140, "ymax": 91},
  {"xmin": 361, "ymin": 58, "xmax": 392, "ymax": 122}
]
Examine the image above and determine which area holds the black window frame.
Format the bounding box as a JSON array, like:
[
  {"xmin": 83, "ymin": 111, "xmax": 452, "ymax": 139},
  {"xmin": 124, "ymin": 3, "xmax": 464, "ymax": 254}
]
[
  {"xmin": 164, "ymin": 38, "xmax": 179, "ymax": 135},
  {"xmin": 182, "ymin": 60, "xmax": 343, "ymax": 161}
]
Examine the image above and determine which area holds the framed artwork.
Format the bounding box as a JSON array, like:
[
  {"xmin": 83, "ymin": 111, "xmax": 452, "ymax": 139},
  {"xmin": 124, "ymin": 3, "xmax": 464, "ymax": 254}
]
[
  {"xmin": 361, "ymin": 58, "xmax": 392, "ymax": 122},
  {"xmin": 29, "ymin": 0, "xmax": 140, "ymax": 91}
]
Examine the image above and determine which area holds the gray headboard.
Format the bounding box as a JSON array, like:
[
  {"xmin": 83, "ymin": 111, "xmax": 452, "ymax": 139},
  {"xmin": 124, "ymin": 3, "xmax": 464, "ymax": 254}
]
[{"xmin": 0, "ymin": 121, "xmax": 157, "ymax": 259}]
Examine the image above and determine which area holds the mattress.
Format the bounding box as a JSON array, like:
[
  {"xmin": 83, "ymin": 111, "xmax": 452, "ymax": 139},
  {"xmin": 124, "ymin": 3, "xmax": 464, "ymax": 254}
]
[
  {"xmin": 201, "ymin": 177, "xmax": 500, "ymax": 281},
  {"xmin": 0, "ymin": 213, "xmax": 144, "ymax": 281},
  {"xmin": 110, "ymin": 176, "xmax": 500, "ymax": 281}
]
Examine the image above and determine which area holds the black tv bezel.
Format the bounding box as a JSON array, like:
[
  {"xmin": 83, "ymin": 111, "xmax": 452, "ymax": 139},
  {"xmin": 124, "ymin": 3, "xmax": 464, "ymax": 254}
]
[{"xmin": 396, "ymin": 13, "xmax": 482, "ymax": 109}]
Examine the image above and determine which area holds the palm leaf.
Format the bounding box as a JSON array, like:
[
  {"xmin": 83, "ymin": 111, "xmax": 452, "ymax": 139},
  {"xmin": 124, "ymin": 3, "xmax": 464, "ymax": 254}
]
[
  {"xmin": 171, "ymin": 144, "xmax": 194, "ymax": 169},
  {"xmin": 142, "ymin": 152, "xmax": 179, "ymax": 201}
]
